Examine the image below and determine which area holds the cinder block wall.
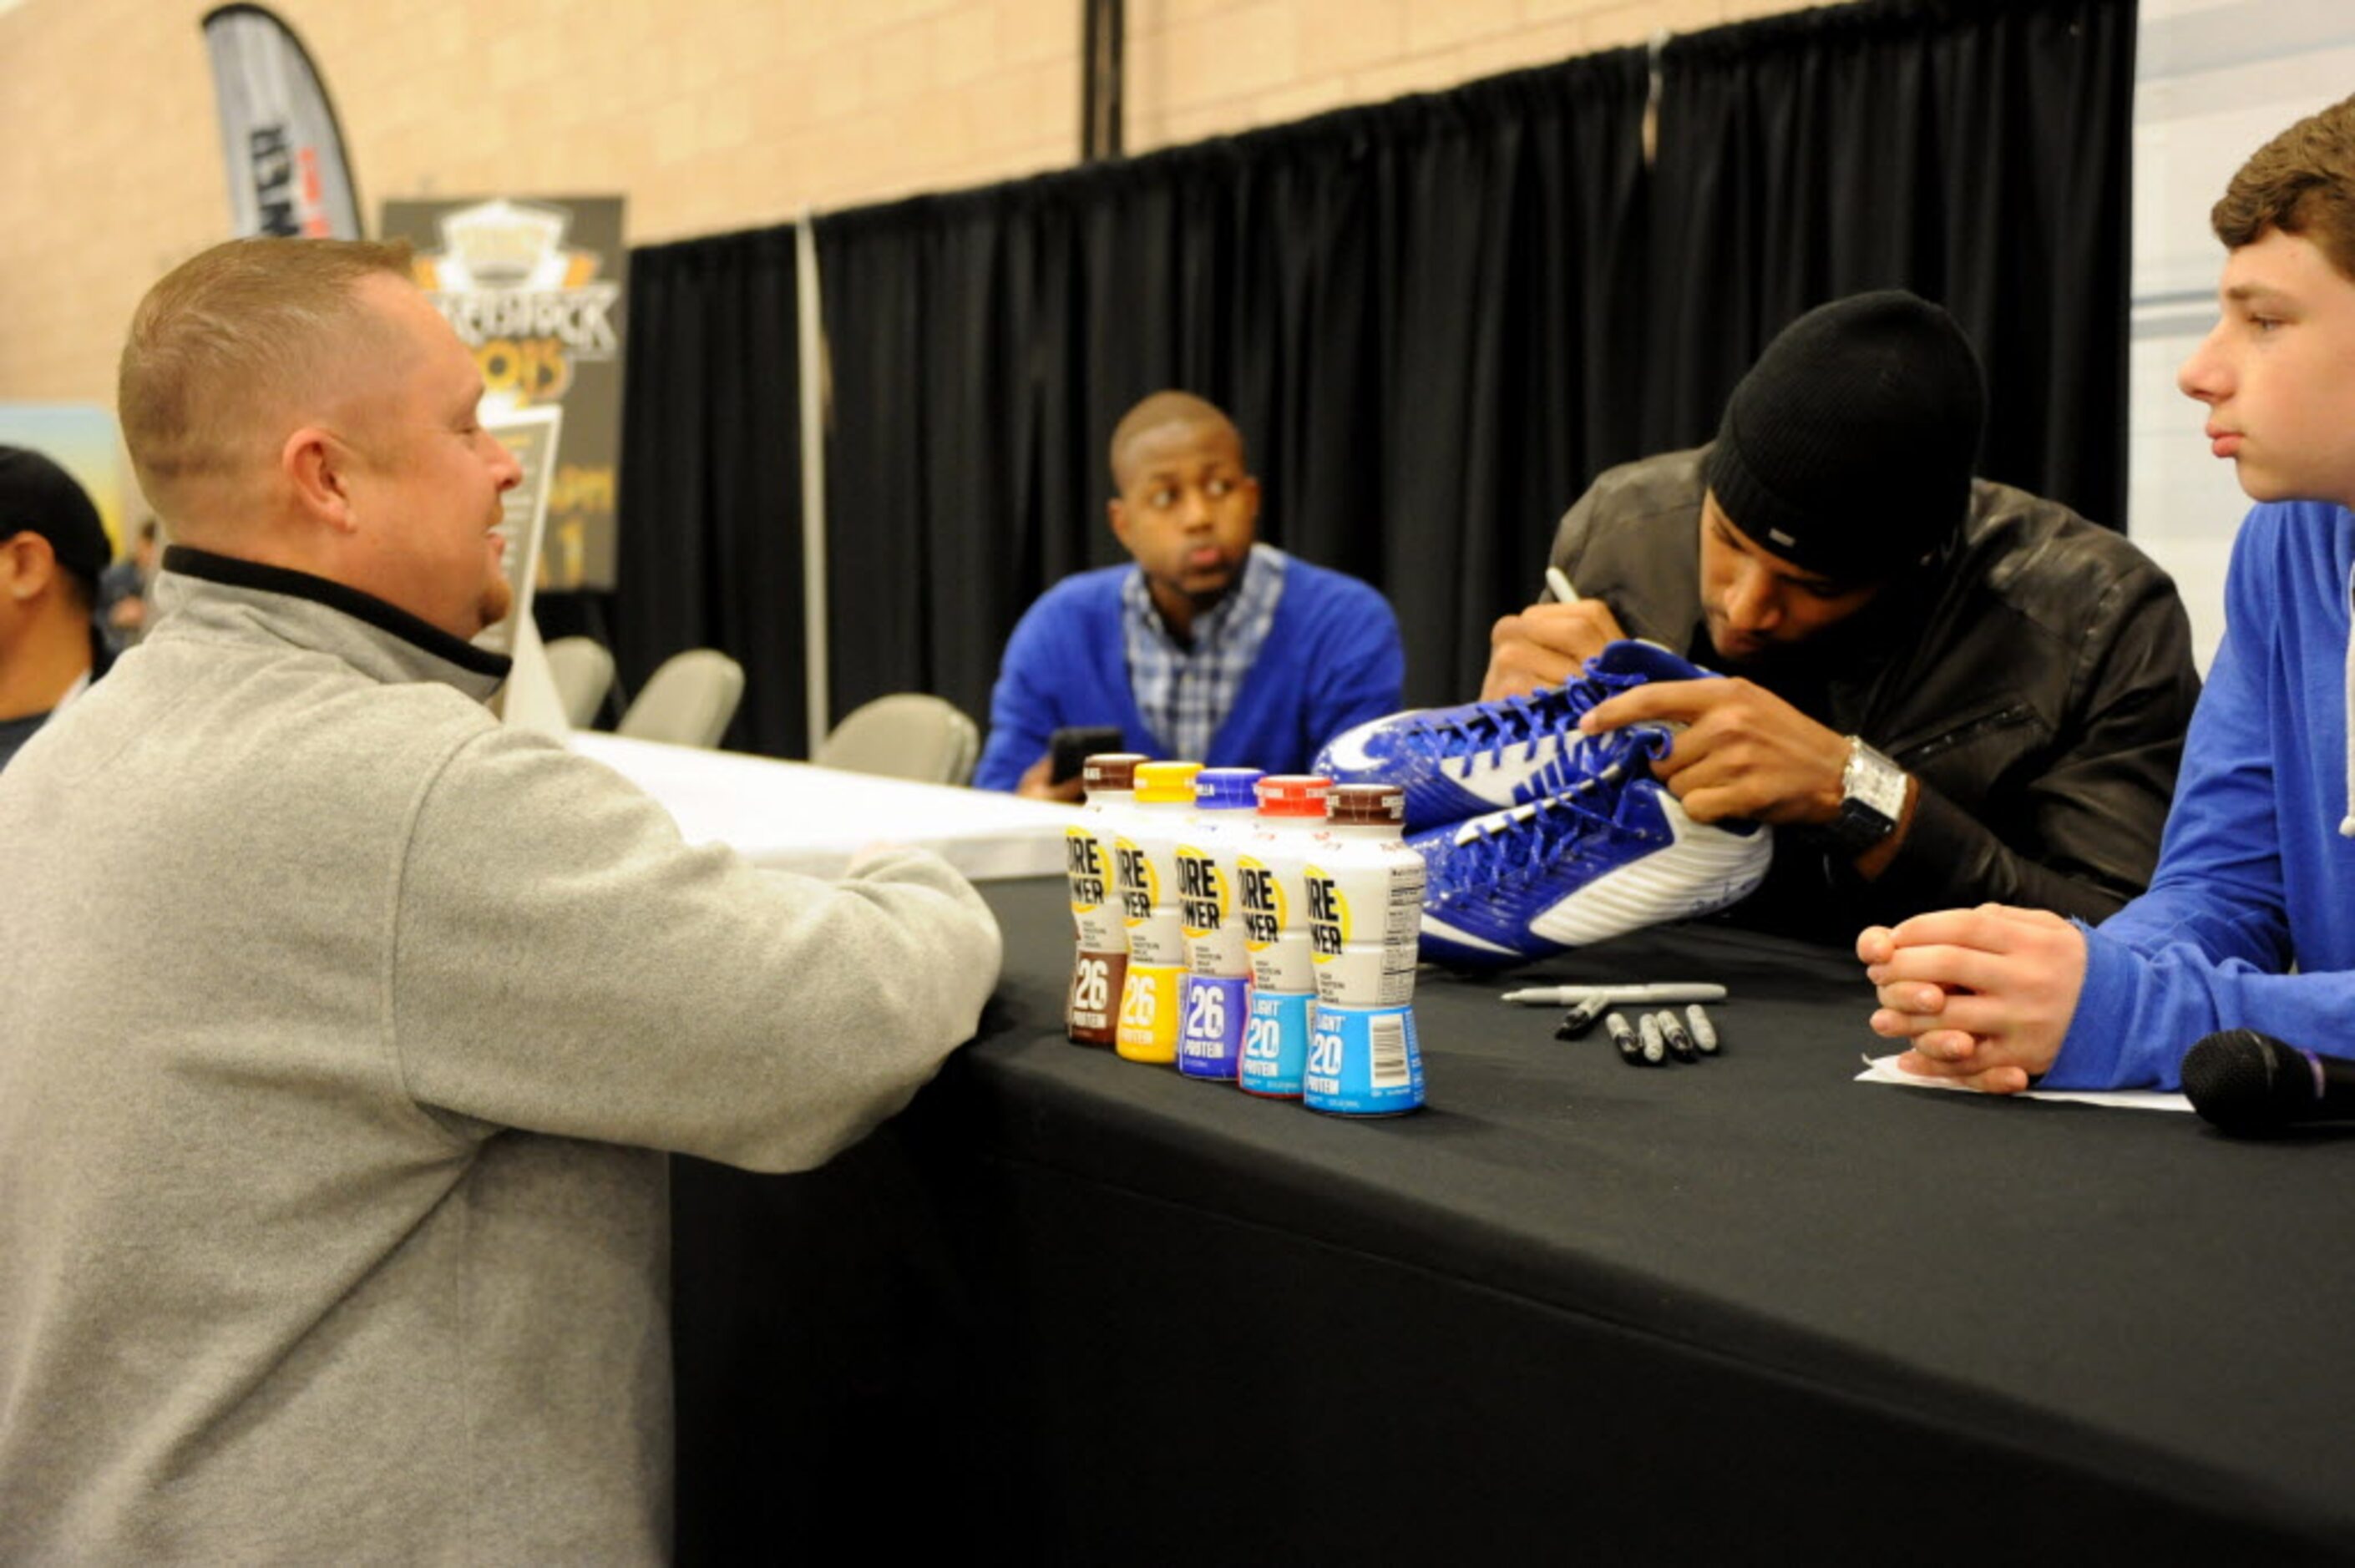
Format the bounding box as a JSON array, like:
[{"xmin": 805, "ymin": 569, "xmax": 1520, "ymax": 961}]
[{"xmin": 0, "ymin": 0, "xmax": 1818, "ymax": 407}]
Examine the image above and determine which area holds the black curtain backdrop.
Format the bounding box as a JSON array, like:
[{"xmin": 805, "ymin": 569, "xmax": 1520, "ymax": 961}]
[
  {"xmin": 1648, "ymin": 0, "xmax": 2135, "ymax": 523},
  {"xmin": 605, "ymin": 227, "xmax": 805, "ymax": 756},
  {"xmin": 819, "ymin": 47, "xmax": 1654, "ymax": 718},
  {"xmin": 610, "ymin": 0, "xmax": 2134, "ymax": 754}
]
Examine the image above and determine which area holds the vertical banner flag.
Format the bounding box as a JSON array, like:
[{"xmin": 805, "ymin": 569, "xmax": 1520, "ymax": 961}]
[
  {"xmin": 200, "ymin": 5, "xmax": 362, "ymax": 239},
  {"xmin": 381, "ymin": 197, "xmax": 629, "ymax": 591}
]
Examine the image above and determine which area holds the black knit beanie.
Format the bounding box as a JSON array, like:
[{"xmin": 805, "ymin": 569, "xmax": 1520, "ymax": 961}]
[
  {"xmin": 1700, "ymin": 291, "xmax": 1985, "ymax": 580},
  {"xmin": 0, "ymin": 445, "xmax": 109, "ymax": 594}
]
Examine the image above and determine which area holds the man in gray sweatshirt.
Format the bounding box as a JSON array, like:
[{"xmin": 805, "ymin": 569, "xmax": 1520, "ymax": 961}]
[{"xmin": 0, "ymin": 238, "xmax": 1005, "ymax": 1562}]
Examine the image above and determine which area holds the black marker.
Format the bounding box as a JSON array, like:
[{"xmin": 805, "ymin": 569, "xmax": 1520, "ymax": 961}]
[
  {"xmin": 1555, "ymin": 995, "xmax": 1610, "ymax": 1040},
  {"xmin": 1656, "ymin": 1010, "xmax": 1698, "ymax": 1064},
  {"xmin": 1604, "ymin": 1012, "xmax": 1642, "ymax": 1065},
  {"xmin": 1687, "ymin": 1004, "xmax": 1720, "ymax": 1055}
]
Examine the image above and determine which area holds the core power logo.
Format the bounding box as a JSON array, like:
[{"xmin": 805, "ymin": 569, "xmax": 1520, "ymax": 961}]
[
  {"xmin": 1115, "ymin": 838, "xmax": 1155, "ymax": 926},
  {"xmin": 1306, "ymin": 865, "xmax": 1349, "ymax": 962},
  {"xmin": 1065, "ymin": 827, "xmax": 1107, "ymax": 913},
  {"xmin": 1236, "ymin": 856, "xmax": 1286, "ymax": 950}
]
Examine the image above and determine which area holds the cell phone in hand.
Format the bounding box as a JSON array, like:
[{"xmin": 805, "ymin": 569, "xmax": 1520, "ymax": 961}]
[{"xmin": 1049, "ymin": 726, "xmax": 1125, "ymax": 785}]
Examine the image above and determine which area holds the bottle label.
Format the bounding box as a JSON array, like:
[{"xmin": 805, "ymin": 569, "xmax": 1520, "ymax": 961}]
[
  {"xmin": 1116, "ymin": 835, "xmax": 1186, "ymax": 966},
  {"xmin": 1066, "ymin": 827, "xmax": 1119, "ymax": 953},
  {"xmin": 1238, "ymin": 853, "xmax": 1319, "ymax": 996},
  {"xmin": 1115, "ymin": 836, "xmax": 1155, "ymax": 925},
  {"xmin": 1176, "ymin": 974, "xmax": 1249, "ymax": 1080},
  {"xmin": 1114, "ymin": 962, "xmax": 1184, "ymax": 1064},
  {"xmin": 1238, "ymin": 988, "xmax": 1314, "ymax": 1098},
  {"xmin": 1236, "ymin": 855, "xmax": 1285, "ymax": 952},
  {"xmin": 1178, "ymin": 843, "xmax": 1249, "ymax": 976},
  {"xmin": 1066, "ymin": 946, "xmax": 1126, "ymax": 1045},
  {"xmin": 1305, "ymin": 860, "xmax": 1424, "ymax": 1007},
  {"xmin": 1304, "ymin": 1004, "xmax": 1424, "ymax": 1115}
]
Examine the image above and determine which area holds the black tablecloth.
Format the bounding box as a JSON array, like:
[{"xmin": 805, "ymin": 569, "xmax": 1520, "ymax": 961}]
[{"xmin": 674, "ymin": 877, "xmax": 2355, "ymax": 1565}]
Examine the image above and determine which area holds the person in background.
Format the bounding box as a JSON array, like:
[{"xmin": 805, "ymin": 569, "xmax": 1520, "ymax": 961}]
[
  {"xmin": 0, "ymin": 445, "xmax": 110, "ymax": 772},
  {"xmin": 0, "ymin": 236, "xmax": 1003, "ymax": 1561},
  {"xmin": 96, "ymin": 515, "xmax": 160, "ymax": 654},
  {"xmin": 1862, "ymin": 94, "xmax": 2355, "ymax": 1092},
  {"xmin": 974, "ymin": 390, "xmax": 1405, "ymax": 799}
]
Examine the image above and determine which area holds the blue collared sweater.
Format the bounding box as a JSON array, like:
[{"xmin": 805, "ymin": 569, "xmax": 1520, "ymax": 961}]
[{"xmin": 974, "ymin": 557, "xmax": 1405, "ymax": 791}]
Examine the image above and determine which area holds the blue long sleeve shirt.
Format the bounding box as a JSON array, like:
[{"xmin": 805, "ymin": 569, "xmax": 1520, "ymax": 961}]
[
  {"xmin": 2047, "ymin": 501, "xmax": 2355, "ymax": 1089},
  {"xmin": 972, "ymin": 556, "xmax": 1405, "ymax": 791}
]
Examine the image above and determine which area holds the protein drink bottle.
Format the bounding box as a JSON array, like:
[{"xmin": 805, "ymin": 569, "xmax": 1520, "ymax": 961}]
[
  {"xmin": 1304, "ymin": 782, "xmax": 1426, "ymax": 1115},
  {"xmin": 1066, "ymin": 752, "xmax": 1148, "ymax": 1044},
  {"xmin": 1113, "ymin": 760, "xmax": 1203, "ymax": 1065},
  {"xmin": 1176, "ymin": 766, "xmax": 1264, "ymax": 1081},
  {"xmin": 1235, "ymin": 774, "xmax": 1331, "ymax": 1098}
]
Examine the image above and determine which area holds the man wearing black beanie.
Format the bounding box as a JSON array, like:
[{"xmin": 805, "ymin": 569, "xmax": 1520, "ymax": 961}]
[
  {"xmin": 0, "ymin": 445, "xmax": 113, "ymax": 772},
  {"xmin": 1481, "ymin": 290, "xmax": 2200, "ymax": 942}
]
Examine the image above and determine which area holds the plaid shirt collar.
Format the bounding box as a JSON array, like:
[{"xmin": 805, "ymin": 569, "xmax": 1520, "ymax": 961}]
[{"xmin": 1122, "ymin": 543, "xmax": 1288, "ymax": 761}]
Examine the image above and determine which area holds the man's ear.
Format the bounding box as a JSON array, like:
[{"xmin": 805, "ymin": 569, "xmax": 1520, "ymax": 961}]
[
  {"xmin": 1107, "ymin": 496, "xmax": 1132, "ymax": 553},
  {"xmin": 281, "ymin": 426, "xmax": 356, "ymax": 534},
  {"xmin": 1, "ymin": 532, "xmax": 58, "ymax": 602}
]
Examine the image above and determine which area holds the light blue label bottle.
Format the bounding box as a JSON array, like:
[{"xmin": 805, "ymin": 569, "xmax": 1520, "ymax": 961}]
[
  {"xmin": 1303, "ymin": 1003, "xmax": 1424, "ymax": 1115},
  {"xmin": 1238, "ymin": 989, "xmax": 1314, "ymax": 1097}
]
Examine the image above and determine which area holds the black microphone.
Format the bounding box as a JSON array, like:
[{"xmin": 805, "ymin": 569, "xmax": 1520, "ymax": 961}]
[{"xmin": 2181, "ymin": 1029, "xmax": 2355, "ymax": 1135}]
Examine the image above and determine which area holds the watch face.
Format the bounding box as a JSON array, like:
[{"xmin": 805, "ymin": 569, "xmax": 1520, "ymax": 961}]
[{"xmin": 1838, "ymin": 742, "xmax": 1907, "ymax": 844}]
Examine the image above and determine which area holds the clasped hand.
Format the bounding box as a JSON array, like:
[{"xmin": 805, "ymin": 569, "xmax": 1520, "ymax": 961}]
[{"xmin": 1856, "ymin": 905, "xmax": 2088, "ymax": 1095}]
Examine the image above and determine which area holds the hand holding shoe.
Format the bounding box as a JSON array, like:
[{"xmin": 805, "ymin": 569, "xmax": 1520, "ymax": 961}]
[{"xmin": 1581, "ymin": 676, "xmax": 1849, "ymax": 827}]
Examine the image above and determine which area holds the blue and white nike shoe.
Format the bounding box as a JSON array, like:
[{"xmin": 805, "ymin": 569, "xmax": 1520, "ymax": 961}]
[
  {"xmin": 1314, "ymin": 640, "xmax": 1718, "ymax": 834},
  {"xmin": 1409, "ymin": 728, "xmax": 1772, "ymax": 968}
]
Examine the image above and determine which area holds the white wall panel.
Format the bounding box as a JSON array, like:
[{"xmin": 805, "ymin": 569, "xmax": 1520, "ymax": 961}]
[{"xmin": 2132, "ymin": 0, "xmax": 2355, "ymax": 670}]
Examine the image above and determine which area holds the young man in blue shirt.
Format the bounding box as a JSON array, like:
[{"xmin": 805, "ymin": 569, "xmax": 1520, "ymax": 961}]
[
  {"xmin": 974, "ymin": 391, "xmax": 1404, "ymax": 798},
  {"xmin": 1861, "ymin": 93, "xmax": 2355, "ymax": 1091}
]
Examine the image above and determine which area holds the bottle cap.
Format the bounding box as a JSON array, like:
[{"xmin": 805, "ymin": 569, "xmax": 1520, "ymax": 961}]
[
  {"xmin": 1327, "ymin": 783, "xmax": 1405, "ymax": 827},
  {"xmin": 1082, "ymin": 752, "xmax": 1151, "ymax": 794},
  {"xmin": 1132, "ymin": 760, "xmax": 1204, "ymax": 804},
  {"xmin": 1193, "ymin": 767, "xmax": 1264, "ymax": 812},
  {"xmin": 1254, "ymin": 775, "xmax": 1332, "ymax": 817}
]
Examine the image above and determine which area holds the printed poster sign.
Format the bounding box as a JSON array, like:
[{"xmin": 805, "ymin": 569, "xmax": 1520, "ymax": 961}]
[
  {"xmin": 479, "ymin": 404, "xmax": 561, "ymax": 658},
  {"xmin": 381, "ymin": 195, "xmax": 626, "ymax": 590}
]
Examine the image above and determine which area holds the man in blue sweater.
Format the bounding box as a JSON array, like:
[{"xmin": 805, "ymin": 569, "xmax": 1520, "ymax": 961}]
[
  {"xmin": 1861, "ymin": 93, "xmax": 2355, "ymax": 1091},
  {"xmin": 974, "ymin": 391, "xmax": 1404, "ymax": 798}
]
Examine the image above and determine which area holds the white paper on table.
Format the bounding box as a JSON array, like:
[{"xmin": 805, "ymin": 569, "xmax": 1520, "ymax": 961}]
[
  {"xmin": 1856, "ymin": 1054, "xmax": 2195, "ymax": 1113},
  {"xmin": 565, "ymin": 731, "xmax": 1072, "ymax": 883}
]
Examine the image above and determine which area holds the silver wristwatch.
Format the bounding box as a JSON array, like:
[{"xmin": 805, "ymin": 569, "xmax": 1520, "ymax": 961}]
[{"xmin": 1827, "ymin": 736, "xmax": 1908, "ymax": 856}]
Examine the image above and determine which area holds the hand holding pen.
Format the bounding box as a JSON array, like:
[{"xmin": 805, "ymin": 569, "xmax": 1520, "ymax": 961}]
[{"xmin": 1479, "ymin": 564, "xmax": 1633, "ymax": 702}]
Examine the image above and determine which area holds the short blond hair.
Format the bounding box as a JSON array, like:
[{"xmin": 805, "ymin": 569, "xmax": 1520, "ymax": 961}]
[{"xmin": 117, "ymin": 237, "xmax": 414, "ymax": 524}]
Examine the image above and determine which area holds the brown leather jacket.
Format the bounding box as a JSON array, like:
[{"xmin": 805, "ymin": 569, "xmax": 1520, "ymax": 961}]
[{"xmin": 1549, "ymin": 448, "xmax": 2201, "ymax": 941}]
